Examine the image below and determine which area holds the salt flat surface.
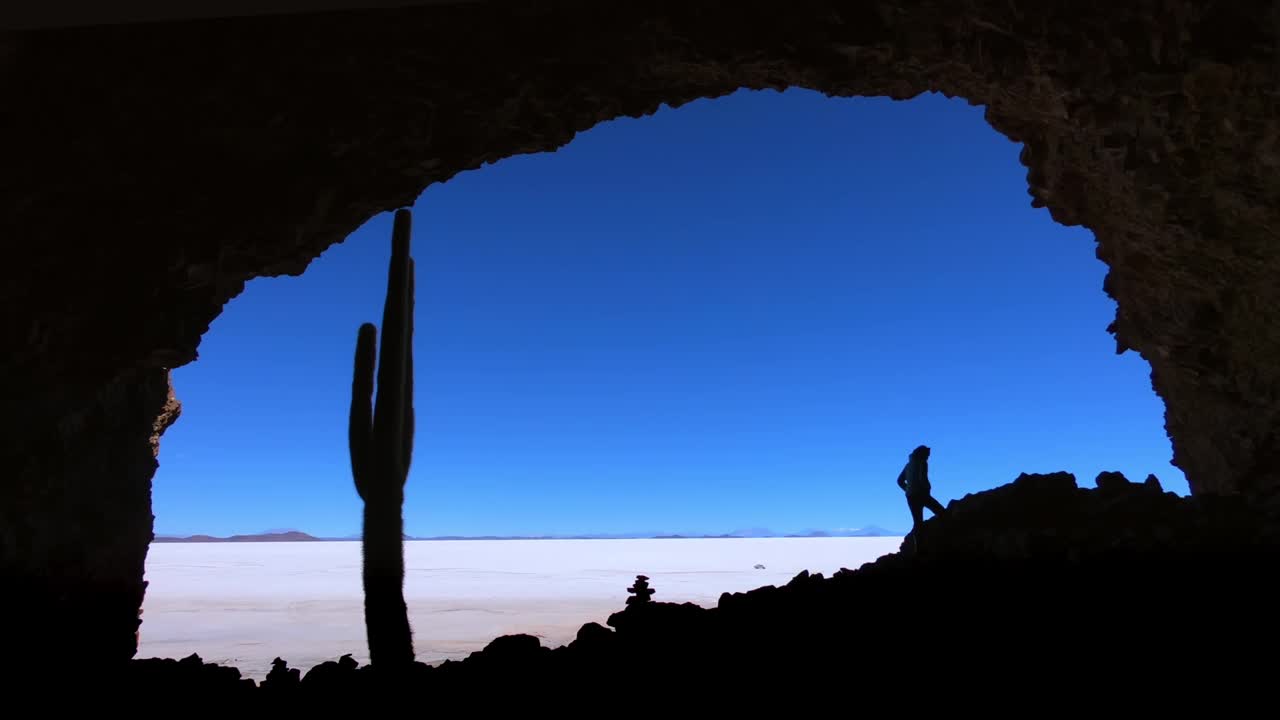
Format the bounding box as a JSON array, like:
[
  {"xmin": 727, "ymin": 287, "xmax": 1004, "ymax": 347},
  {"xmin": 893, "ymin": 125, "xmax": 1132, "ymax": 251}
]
[{"xmin": 139, "ymin": 537, "xmax": 901, "ymax": 679}]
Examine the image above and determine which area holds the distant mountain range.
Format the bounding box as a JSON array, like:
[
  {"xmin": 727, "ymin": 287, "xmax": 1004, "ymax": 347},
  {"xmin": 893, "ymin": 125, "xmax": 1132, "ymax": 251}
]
[
  {"xmin": 154, "ymin": 526, "xmax": 902, "ymax": 543},
  {"xmin": 153, "ymin": 530, "xmax": 321, "ymax": 543}
]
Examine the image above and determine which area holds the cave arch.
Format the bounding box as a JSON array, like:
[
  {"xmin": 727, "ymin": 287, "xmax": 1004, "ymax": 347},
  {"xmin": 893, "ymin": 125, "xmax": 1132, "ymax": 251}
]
[{"xmin": 4, "ymin": 0, "xmax": 1278, "ymax": 662}]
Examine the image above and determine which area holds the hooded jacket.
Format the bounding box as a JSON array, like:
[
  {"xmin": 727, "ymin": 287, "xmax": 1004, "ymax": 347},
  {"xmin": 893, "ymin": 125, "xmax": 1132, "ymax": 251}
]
[{"xmin": 896, "ymin": 454, "xmax": 931, "ymax": 497}]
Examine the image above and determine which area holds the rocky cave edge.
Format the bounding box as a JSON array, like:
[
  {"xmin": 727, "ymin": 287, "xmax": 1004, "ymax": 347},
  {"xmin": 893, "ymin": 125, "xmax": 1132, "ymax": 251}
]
[{"xmin": 3, "ymin": 0, "xmax": 1280, "ymax": 678}]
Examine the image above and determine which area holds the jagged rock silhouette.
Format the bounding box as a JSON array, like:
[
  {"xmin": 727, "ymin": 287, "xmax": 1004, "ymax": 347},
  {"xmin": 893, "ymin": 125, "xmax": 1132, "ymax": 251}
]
[{"xmin": 32, "ymin": 472, "xmax": 1278, "ymax": 705}]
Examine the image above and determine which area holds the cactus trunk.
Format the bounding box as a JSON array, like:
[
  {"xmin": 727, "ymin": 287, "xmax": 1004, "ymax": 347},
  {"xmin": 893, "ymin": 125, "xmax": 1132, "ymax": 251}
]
[
  {"xmin": 349, "ymin": 207, "xmax": 416, "ymax": 666},
  {"xmin": 361, "ymin": 487, "xmax": 412, "ymax": 665}
]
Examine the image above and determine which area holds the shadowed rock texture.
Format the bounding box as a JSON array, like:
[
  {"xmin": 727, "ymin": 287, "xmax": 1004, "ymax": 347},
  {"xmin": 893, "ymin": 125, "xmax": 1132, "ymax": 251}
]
[{"xmin": 3, "ymin": 0, "xmax": 1280, "ymax": 661}]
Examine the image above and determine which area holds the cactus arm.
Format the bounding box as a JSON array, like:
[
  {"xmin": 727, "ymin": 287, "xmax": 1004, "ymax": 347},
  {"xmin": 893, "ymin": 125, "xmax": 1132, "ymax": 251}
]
[{"xmin": 349, "ymin": 322, "xmax": 377, "ymax": 501}]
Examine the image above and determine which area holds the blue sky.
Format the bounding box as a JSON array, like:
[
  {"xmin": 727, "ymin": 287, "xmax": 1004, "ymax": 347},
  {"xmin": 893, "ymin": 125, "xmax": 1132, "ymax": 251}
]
[{"xmin": 152, "ymin": 88, "xmax": 1186, "ymax": 538}]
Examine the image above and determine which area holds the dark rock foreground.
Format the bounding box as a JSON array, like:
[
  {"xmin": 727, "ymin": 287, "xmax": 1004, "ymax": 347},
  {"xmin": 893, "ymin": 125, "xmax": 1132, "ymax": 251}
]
[{"xmin": 11, "ymin": 472, "xmax": 1279, "ymax": 706}]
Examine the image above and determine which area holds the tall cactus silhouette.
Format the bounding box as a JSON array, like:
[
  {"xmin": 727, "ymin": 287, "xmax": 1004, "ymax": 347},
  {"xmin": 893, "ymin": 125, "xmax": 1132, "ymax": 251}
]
[{"xmin": 349, "ymin": 207, "xmax": 416, "ymax": 666}]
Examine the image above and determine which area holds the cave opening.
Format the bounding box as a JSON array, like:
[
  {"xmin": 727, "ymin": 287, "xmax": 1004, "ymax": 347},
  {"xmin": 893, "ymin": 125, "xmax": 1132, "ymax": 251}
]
[{"xmin": 138, "ymin": 87, "xmax": 1185, "ymax": 677}]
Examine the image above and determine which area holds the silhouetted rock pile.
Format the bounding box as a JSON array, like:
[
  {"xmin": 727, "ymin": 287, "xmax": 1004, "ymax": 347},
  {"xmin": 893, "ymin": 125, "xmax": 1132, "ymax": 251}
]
[
  {"xmin": 260, "ymin": 656, "xmax": 300, "ymax": 693},
  {"xmin": 625, "ymin": 574, "xmax": 655, "ymax": 605},
  {"xmin": 23, "ymin": 473, "xmax": 1280, "ymax": 704}
]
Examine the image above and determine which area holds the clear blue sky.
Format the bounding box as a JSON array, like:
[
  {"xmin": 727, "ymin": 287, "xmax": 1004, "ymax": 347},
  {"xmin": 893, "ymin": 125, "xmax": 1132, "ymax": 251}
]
[{"xmin": 152, "ymin": 88, "xmax": 1186, "ymax": 538}]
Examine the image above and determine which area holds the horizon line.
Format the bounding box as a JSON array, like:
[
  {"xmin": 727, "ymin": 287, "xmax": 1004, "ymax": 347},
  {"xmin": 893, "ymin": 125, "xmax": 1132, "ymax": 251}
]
[{"xmin": 153, "ymin": 527, "xmax": 905, "ymax": 542}]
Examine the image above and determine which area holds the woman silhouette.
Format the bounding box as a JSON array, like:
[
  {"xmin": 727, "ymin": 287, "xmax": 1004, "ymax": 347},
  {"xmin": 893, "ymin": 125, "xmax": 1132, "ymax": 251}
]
[{"xmin": 896, "ymin": 444, "xmax": 949, "ymax": 552}]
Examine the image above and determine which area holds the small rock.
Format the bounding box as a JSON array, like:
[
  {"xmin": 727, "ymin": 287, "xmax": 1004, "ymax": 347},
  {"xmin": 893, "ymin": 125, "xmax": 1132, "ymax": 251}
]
[
  {"xmin": 1014, "ymin": 471, "xmax": 1079, "ymax": 492},
  {"xmin": 1096, "ymin": 471, "xmax": 1132, "ymax": 493},
  {"xmin": 573, "ymin": 622, "xmax": 613, "ymax": 650},
  {"xmin": 480, "ymin": 633, "xmax": 544, "ymax": 661}
]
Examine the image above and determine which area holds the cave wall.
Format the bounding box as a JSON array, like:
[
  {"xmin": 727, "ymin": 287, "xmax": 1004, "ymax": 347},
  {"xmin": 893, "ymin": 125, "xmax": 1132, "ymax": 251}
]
[
  {"xmin": 1, "ymin": 368, "xmax": 179, "ymax": 662},
  {"xmin": 2, "ymin": 0, "xmax": 1279, "ymax": 660}
]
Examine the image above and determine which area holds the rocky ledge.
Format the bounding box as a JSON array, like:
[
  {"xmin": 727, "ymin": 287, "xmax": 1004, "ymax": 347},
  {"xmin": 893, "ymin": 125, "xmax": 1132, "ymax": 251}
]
[{"xmin": 20, "ymin": 471, "xmax": 1280, "ymax": 704}]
